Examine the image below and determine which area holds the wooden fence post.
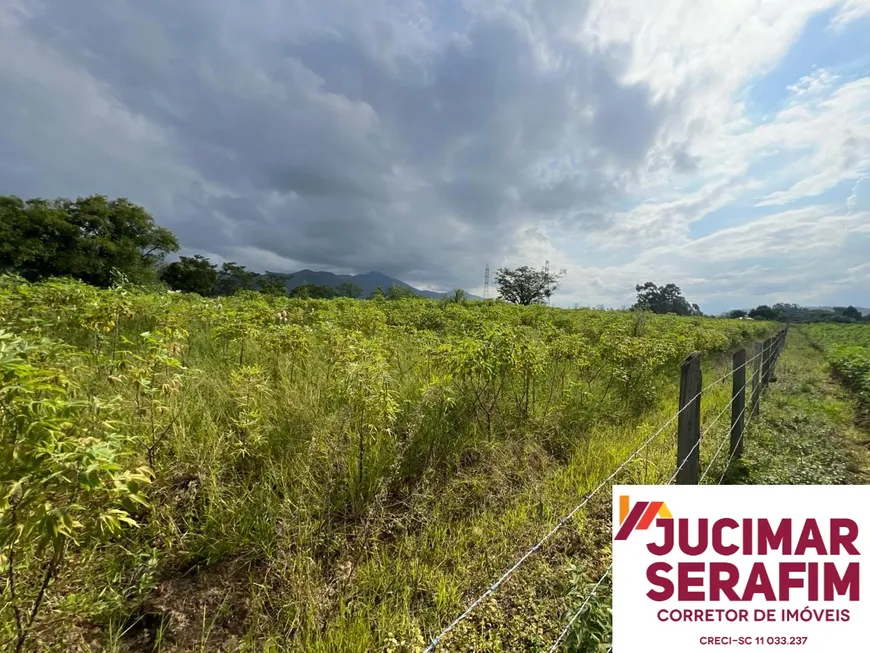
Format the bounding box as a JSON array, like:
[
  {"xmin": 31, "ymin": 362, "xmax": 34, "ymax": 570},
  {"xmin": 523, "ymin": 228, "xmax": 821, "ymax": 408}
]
[
  {"xmin": 730, "ymin": 349, "xmax": 746, "ymax": 461},
  {"xmin": 772, "ymin": 329, "xmax": 784, "ymax": 379},
  {"xmin": 751, "ymin": 342, "xmax": 762, "ymax": 417},
  {"xmin": 775, "ymin": 328, "xmax": 787, "ymax": 375},
  {"xmin": 677, "ymin": 352, "xmax": 702, "ymax": 485},
  {"xmin": 762, "ymin": 337, "xmax": 773, "ymax": 386}
]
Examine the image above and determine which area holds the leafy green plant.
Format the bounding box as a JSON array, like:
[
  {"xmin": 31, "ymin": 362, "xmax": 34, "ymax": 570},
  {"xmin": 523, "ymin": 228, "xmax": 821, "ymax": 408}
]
[
  {"xmin": 0, "ymin": 330, "xmax": 149, "ymax": 651},
  {"xmin": 112, "ymin": 328, "xmax": 186, "ymax": 467},
  {"xmin": 227, "ymin": 365, "xmax": 271, "ymax": 461},
  {"xmin": 0, "ymin": 274, "xmax": 780, "ymax": 650},
  {"xmin": 560, "ymin": 562, "xmax": 612, "ymax": 653}
]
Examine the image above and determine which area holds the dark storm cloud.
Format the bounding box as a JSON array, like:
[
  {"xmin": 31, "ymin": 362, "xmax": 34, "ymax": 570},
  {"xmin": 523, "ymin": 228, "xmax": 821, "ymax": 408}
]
[{"xmin": 0, "ymin": 0, "xmax": 673, "ymax": 289}]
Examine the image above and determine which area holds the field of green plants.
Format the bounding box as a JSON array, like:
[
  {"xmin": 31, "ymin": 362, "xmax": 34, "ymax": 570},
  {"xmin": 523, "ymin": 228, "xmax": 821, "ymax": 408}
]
[
  {"xmin": 0, "ymin": 275, "xmax": 776, "ymax": 652},
  {"xmin": 803, "ymin": 323, "xmax": 870, "ymax": 407}
]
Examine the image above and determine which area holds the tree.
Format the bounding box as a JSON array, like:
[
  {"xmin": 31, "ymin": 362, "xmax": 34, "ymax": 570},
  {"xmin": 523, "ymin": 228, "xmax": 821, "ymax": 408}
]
[
  {"xmin": 494, "ymin": 265, "xmax": 565, "ymax": 305},
  {"xmin": 368, "ymin": 286, "xmax": 385, "ymax": 299},
  {"xmin": 335, "ymin": 281, "xmax": 363, "ymax": 298},
  {"xmin": 214, "ymin": 262, "xmax": 258, "ymax": 296},
  {"xmin": 840, "ymin": 306, "xmax": 862, "ymax": 321},
  {"xmin": 727, "ymin": 309, "xmax": 747, "ymax": 319},
  {"xmin": 259, "ymin": 271, "xmax": 293, "ymax": 297},
  {"xmin": 443, "ymin": 288, "xmax": 468, "ymax": 304},
  {"xmin": 632, "ymin": 282, "xmax": 699, "ymax": 316},
  {"xmin": 0, "ymin": 194, "xmax": 178, "ymax": 287},
  {"xmin": 160, "ymin": 255, "xmax": 218, "ymax": 295},
  {"xmin": 386, "ymin": 284, "xmax": 416, "ymax": 300},
  {"xmin": 748, "ymin": 305, "xmax": 780, "ymax": 321},
  {"xmin": 290, "ymin": 282, "xmax": 335, "ymax": 299}
]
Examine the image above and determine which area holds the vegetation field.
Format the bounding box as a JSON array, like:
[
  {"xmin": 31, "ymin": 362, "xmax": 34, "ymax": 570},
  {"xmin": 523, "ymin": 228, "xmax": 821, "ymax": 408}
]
[
  {"xmin": 728, "ymin": 329, "xmax": 870, "ymax": 487},
  {"xmin": 0, "ymin": 275, "xmax": 776, "ymax": 652},
  {"xmin": 803, "ymin": 323, "xmax": 870, "ymax": 410}
]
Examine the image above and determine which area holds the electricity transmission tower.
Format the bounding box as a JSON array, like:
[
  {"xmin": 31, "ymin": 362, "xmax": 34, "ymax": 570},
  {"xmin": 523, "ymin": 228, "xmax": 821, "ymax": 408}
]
[{"xmin": 545, "ymin": 259, "xmax": 550, "ymax": 305}]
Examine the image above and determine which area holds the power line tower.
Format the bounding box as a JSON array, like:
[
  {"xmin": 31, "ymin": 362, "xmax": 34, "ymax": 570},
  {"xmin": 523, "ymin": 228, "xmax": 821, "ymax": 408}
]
[
  {"xmin": 544, "ymin": 259, "xmax": 550, "ymax": 305},
  {"xmin": 484, "ymin": 263, "xmax": 489, "ymax": 299}
]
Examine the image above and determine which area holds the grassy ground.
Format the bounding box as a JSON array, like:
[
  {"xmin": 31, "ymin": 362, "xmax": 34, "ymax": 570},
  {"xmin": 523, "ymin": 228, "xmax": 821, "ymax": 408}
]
[
  {"xmin": 10, "ymin": 277, "xmax": 869, "ymax": 653},
  {"xmin": 0, "ymin": 279, "xmax": 777, "ymax": 653},
  {"xmin": 725, "ymin": 328, "xmax": 870, "ymax": 485}
]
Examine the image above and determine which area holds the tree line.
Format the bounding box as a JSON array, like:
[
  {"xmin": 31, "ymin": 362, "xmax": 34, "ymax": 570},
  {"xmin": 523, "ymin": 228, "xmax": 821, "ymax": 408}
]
[
  {"xmin": 726, "ymin": 303, "xmax": 868, "ymax": 324},
  {"xmin": 0, "ymin": 193, "xmax": 564, "ymax": 304},
  {"xmin": 4, "ymin": 193, "xmax": 861, "ymax": 319},
  {"xmin": 0, "ymin": 194, "xmax": 442, "ymax": 300}
]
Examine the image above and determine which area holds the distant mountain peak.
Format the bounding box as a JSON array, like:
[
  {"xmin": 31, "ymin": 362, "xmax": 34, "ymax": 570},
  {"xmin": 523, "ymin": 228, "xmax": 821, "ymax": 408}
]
[{"xmin": 283, "ymin": 269, "xmax": 480, "ymax": 300}]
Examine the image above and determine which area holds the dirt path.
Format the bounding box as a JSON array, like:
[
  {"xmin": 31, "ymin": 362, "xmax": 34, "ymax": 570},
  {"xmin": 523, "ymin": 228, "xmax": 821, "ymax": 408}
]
[{"xmin": 727, "ymin": 328, "xmax": 870, "ymax": 485}]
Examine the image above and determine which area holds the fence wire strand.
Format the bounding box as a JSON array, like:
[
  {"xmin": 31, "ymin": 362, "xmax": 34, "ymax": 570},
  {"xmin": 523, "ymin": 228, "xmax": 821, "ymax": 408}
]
[
  {"xmin": 425, "ymin": 332, "xmax": 785, "ymax": 651},
  {"xmin": 717, "ymin": 393, "xmax": 762, "ymax": 484},
  {"xmin": 667, "ymin": 375, "xmax": 746, "ymax": 485},
  {"xmin": 545, "ymin": 564, "xmax": 613, "ymax": 653},
  {"xmin": 701, "ymin": 347, "xmax": 763, "ymax": 393},
  {"xmin": 700, "ymin": 402, "xmax": 748, "ymax": 482},
  {"xmin": 542, "ymin": 332, "xmax": 784, "ymax": 653},
  {"xmin": 422, "ymin": 380, "xmax": 707, "ymax": 651}
]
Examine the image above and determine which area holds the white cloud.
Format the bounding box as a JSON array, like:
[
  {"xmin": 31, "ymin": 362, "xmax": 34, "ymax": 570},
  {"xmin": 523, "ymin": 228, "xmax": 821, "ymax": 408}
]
[
  {"xmin": 593, "ymin": 177, "xmax": 754, "ymax": 248},
  {"xmin": 829, "ymin": 0, "xmax": 870, "ymax": 30},
  {"xmin": 752, "ymin": 78, "xmax": 870, "ymax": 206},
  {"xmin": 573, "ymin": 0, "xmax": 869, "ymax": 244},
  {"xmin": 786, "ymin": 68, "xmax": 841, "ymax": 96},
  {"xmin": 581, "ymin": 0, "xmax": 839, "ymax": 152},
  {"xmin": 1, "ymin": 0, "xmax": 868, "ymax": 312},
  {"xmin": 548, "ymin": 204, "xmax": 870, "ymax": 310},
  {"xmin": 847, "ymin": 175, "xmax": 870, "ymax": 212}
]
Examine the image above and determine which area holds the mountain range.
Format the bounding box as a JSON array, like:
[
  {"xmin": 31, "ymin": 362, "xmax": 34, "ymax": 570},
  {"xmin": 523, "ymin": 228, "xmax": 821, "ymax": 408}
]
[{"xmin": 284, "ymin": 269, "xmax": 481, "ymax": 300}]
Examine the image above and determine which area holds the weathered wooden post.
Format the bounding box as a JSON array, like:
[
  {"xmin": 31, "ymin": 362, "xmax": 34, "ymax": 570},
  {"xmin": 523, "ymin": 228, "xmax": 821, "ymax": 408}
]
[
  {"xmin": 677, "ymin": 352, "xmax": 702, "ymax": 485},
  {"xmin": 730, "ymin": 349, "xmax": 746, "ymax": 462},
  {"xmin": 762, "ymin": 337, "xmax": 773, "ymax": 386},
  {"xmin": 751, "ymin": 342, "xmax": 762, "ymax": 417},
  {"xmin": 771, "ymin": 329, "xmax": 784, "ymax": 380}
]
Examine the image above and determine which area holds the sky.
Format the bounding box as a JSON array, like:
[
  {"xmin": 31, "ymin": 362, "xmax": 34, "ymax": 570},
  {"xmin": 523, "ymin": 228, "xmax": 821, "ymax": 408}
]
[{"xmin": 1, "ymin": 0, "xmax": 869, "ymax": 314}]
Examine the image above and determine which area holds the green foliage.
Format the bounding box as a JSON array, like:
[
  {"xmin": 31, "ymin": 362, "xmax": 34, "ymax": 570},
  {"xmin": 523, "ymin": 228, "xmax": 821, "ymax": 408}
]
[
  {"xmin": 804, "ymin": 323, "xmax": 870, "ymax": 406},
  {"xmin": 289, "ymin": 282, "xmax": 336, "ymax": 299},
  {"xmin": 258, "ymin": 271, "xmax": 294, "ymax": 297},
  {"xmin": 748, "ymin": 304, "xmax": 778, "ymax": 320},
  {"xmin": 0, "ymin": 330, "xmax": 149, "ymax": 651},
  {"xmin": 0, "ymin": 194, "xmax": 179, "ymax": 288},
  {"xmin": 214, "ymin": 261, "xmax": 258, "ymax": 296},
  {"xmin": 386, "ymin": 283, "xmax": 417, "ymax": 300},
  {"xmin": 335, "ymin": 281, "xmax": 364, "ymax": 298},
  {"xmin": 734, "ymin": 330, "xmax": 867, "ymax": 486},
  {"xmin": 495, "ymin": 265, "xmax": 566, "ymax": 305},
  {"xmin": 632, "ymin": 282, "xmax": 700, "ymax": 316},
  {"xmin": 160, "ymin": 255, "xmax": 218, "ymax": 295},
  {"xmin": 0, "ymin": 274, "xmax": 778, "ymax": 650},
  {"xmin": 561, "ymin": 562, "xmax": 612, "ymax": 653},
  {"xmin": 443, "ymin": 288, "xmax": 469, "ymax": 305},
  {"xmin": 743, "ymin": 303, "xmax": 867, "ymax": 324}
]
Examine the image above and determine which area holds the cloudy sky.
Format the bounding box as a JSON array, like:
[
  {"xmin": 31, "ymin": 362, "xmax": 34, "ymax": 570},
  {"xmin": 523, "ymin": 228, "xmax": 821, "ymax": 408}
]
[{"xmin": 1, "ymin": 0, "xmax": 869, "ymax": 313}]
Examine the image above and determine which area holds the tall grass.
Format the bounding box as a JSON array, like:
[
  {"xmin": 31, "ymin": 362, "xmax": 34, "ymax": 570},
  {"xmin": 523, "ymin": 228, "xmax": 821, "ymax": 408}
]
[{"xmin": 0, "ymin": 276, "xmax": 776, "ymax": 651}]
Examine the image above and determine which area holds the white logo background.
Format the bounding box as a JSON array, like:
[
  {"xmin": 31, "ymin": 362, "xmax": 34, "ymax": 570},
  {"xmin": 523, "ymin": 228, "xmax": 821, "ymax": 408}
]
[{"xmin": 612, "ymin": 485, "xmax": 870, "ymax": 652}]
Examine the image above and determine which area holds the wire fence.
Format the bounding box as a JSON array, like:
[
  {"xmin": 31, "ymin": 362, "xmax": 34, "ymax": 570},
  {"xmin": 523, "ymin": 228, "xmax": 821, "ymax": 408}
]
[
  {"xmin": 717, "ymin": 406, "xmax": 756, "ymax": 485},
  {"xmin": 423, "ymin": 327, "xmax": 788, "ymax": 653},
  {"xmin": 546, "ymin": 563, "xmax": 613, "ymax": 653}
]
